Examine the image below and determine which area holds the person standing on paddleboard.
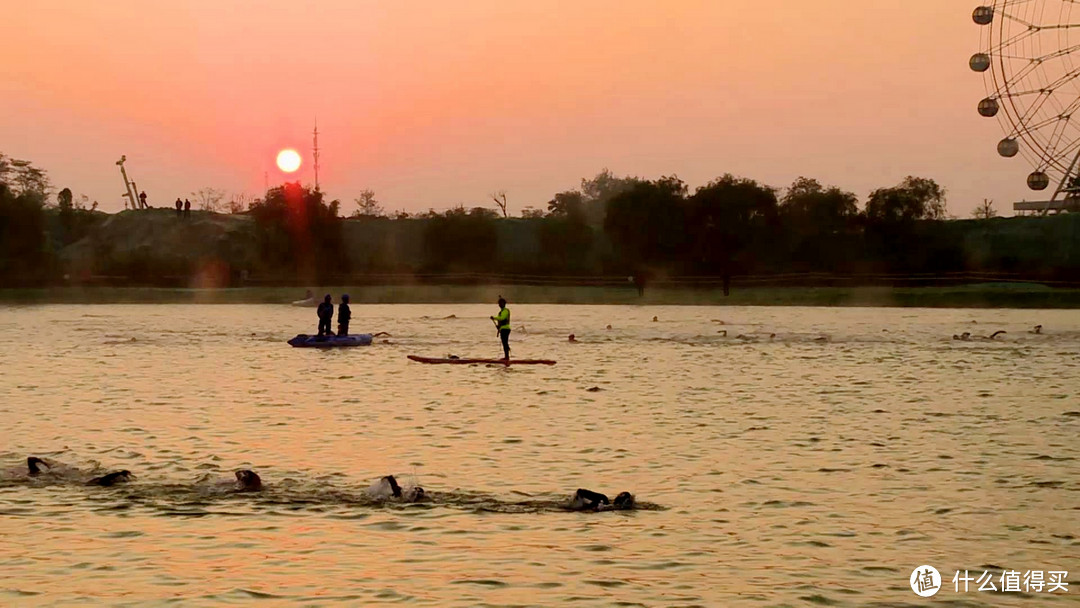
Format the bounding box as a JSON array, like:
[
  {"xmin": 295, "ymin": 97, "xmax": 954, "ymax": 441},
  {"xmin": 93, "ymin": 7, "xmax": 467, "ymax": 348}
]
[{"xmin": 491, "ymin": 296, "xmax": 511, "ymax": 360}]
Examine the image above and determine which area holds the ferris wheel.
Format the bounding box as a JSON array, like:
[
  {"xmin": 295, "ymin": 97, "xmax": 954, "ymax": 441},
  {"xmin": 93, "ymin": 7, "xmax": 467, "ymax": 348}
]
[{"xmin": 971, "ymin": 2, "xmax": 1080, "ymax": 213}]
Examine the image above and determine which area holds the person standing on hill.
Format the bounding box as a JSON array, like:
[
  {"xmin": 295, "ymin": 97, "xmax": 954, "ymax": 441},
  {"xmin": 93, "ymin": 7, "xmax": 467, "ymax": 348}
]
[
  {"xmin": 317, "ymin": 294, "xmax": 334, "ymax": 337},
  {"xmin": 175, "ymin": 198, "xmax": 183, "ymax": 217},
  {"xmin": 183, "ymin": 198, "xmax": 191, "ymax": 218},
  {"xmin": 337, "ymin": 294, "xmax": 351, "ymax": 336},
  {"xmin": 490, "ymin": 296, "xmax": 511, "ymax": 360}
]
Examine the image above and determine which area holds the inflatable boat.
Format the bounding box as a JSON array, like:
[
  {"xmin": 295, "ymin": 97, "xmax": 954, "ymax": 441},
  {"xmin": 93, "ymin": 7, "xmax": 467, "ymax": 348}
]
[{"xmin": 288, "ymin": 334, "xmax": 373, "ymax": 348}]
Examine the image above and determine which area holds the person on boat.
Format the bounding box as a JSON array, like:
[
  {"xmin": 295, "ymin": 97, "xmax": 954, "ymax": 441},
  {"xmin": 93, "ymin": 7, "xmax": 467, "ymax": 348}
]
[
  {"xmin": 338, "ymin": 294, "xmax": 352, "ymax": 336},
  {"xmin": 490, "ymin": 296, "xmax": 511, "ymax": 360},
  {"xmin": 317, "ymin": 294, "xmax": 334, "ymax": 337}
]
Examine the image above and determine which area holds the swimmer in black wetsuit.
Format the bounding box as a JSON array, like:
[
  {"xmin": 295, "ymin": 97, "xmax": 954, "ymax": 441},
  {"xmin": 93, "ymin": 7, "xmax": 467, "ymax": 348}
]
[
  {"xmin": 27, "ymin": 456, "xmax": 49, "ymax": 476},
  {"xmin": 234, "ymin": 469, "xmax": 262, "ymax": 491},
  {"xmin": 87, "ymin": 470, "xmax": 134, "ymax": 486},
  {"xmin": 569, "ymin": 488, "xmax": 635, "ymax": 511},
  {"xmin": 375, "ymin": 474, "xmax": 426, "ymax": 502}
]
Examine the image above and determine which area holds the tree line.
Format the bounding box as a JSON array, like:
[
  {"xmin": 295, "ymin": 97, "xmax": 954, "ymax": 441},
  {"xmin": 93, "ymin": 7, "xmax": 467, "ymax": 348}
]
[{"xmin": 2, "ymin": 155, "xmax": 1077, "ymax": 287}]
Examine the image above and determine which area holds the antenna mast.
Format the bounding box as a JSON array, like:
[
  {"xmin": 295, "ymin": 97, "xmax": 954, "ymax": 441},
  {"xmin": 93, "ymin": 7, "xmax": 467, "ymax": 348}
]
[{"xmin": 313, "ymin": 118, "xmax": 320, "ymax": 192}]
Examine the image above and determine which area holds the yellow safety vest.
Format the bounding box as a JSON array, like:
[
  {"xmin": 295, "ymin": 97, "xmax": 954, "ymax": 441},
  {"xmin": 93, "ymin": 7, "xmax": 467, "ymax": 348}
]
[{"xmin": 495, "ymin": 307, "xmax": 511, "ymax": 330}]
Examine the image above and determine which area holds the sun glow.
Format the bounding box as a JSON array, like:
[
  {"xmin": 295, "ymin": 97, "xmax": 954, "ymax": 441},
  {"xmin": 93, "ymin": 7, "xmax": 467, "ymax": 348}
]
[{"xmin": 276, "ymin": 149, "xmax": 301, "ymax": 173}]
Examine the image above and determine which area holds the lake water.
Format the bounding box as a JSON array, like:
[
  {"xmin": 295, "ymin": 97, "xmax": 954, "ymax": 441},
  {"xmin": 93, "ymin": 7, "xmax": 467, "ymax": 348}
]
[{"xmin": 1, "ymin": 304, "xmax": 1078, "ymax": 607}]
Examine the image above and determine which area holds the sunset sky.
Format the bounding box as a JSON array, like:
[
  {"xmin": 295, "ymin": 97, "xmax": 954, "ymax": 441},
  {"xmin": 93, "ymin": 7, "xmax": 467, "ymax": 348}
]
[{"xmin": 0, "ymin": 1, "xmax": 1028, "ymax": 216}]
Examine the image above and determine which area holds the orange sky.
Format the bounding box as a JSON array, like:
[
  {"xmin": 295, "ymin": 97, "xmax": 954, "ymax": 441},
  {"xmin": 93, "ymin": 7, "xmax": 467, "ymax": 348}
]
[{"xmin": 0, "ymin": 1, "xmax": 1025, "ymax": 216}]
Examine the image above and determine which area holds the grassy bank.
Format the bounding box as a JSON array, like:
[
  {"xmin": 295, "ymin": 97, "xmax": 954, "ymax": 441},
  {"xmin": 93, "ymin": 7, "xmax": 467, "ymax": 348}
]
[{"xmin": 2, "ymin": 284, "xmax": 1080, "ymax": 308}]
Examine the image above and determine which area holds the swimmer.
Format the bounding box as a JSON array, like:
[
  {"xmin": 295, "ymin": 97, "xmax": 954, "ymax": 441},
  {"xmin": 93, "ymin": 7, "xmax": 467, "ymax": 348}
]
[
  {"xmin": 985, "ymin": 330, "xmax": 1006, "ymax": 340},
  {"xmin": 234, "ymin": 469, "xmax": 262, "ymax": 492},
  {"xmin": 370, "ymin": 475, "xmax": 426, "ymax": 502},
  {"xmin": 27, "ymin": 456, "xmax": 50, "ymax": 476},
  {"xmin": 952, "ymin": 332, "xmax": 972, "ymax": 341},
  {"xmin": 717, "ymin": 330, "xmax": 727, "ymax": 337},
  {"xmin": 1030, "ymin": 325, "xmax": 1043, "ymax": 334},
  {"xmin": 813, "ymin": 336, "xmax": 828, "ymax": 342},
  {"xmin": 87, "ymin": 470, "xmax": 133, "ymax": 487},
  {"xmin": 606, "ymin": 324, "xmax": 612, "ymax": 330},
  {"xmin": 569, "ymin": 488, "xmax": 635, "ymax": 511},
  {"xmin": 652, "ymin": 316, "xmax": 658, "ymax": 322},
  {"xmin": 568, "ymin": 334, "xmax": 578, "ymax": 343}
]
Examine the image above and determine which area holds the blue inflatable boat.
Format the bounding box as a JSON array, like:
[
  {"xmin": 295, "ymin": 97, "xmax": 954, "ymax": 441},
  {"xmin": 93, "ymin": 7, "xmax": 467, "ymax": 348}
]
[{"xmin": 288, "ymin": 334, "xmax": 373, "ymax": 348}]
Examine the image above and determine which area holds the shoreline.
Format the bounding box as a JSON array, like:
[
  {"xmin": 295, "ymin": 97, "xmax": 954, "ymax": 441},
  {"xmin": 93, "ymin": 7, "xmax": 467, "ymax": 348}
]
[{"xmin": 2, "ymin": 284, "xmax": 1080, "ymax": 308}]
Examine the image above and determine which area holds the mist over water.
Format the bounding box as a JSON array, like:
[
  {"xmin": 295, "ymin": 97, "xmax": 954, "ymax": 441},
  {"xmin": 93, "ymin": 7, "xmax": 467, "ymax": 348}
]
[{"xmin": 1, "ymin": 304, "xmax": 1078, "ymax": 606}]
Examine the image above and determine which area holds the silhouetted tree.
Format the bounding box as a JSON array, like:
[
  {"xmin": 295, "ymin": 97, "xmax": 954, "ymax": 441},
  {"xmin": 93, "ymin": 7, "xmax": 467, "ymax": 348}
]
[
  {"xmin": 780, "ymin": 177, "xmax": 860, "ymax": 271},
  {"xmin": 192, "ymin": 187, "xmax": 226, "ymax": 213},
  {"xmin": 538, "ymin": 214, "xmax": 595, "ymax": 273},
  {"xmin": 353, "ymin": 189, "xmax": 384, "ymax": 218},
  {"xmin": 688, "ymin": 175, "xmax": 779, "ymax": 294},
  {"xmin": 0, "ymin": 182, "xmax": 49, "ymax": 283},
  {"xmin": 490, "ymin": 191, "xmax": 509, "ymax": 218},
  {"xmin": 865, "ymin": 176, "xmax": 947, "ymax": 223},
  {"xmin": 547, "ymin": 190, "xmax": 585, "ymax": 219},
  {"xmin": 581, "ymin": 169, "xmax": 642, "ymax": 225},
  {"xmin": 0, "ymin": 153, "xmax": 51, "ymax": 197},
  {"xmin": 972, "ymin": 199, "xmax": 997, "ymax": 219},
  {"xmin": 421, "ymin": 206, "xmax": 499, "ymax": 273},
  {"xmin": 864, "ymin": 177, "xmax": 950, "ymax": 272},
  {"xmin": 603, "ymin": 176, "xmax": 689, "ymax": 273},
  {"xmin": 249, "ymin": 182, "xmax": 345, "ymax": 281}
]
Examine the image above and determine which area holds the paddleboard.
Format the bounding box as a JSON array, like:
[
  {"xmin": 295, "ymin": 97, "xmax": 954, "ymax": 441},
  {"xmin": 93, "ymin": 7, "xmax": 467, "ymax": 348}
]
[{"xmin": 407, "ymin": 355, "xmax": 556, "ymax": 365}]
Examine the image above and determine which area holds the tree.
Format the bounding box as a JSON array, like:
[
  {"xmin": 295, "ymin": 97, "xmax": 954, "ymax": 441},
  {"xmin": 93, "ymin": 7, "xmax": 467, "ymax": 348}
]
[
  {"xmin": 864, "ymin": 177, "xmax": 949, "ymax": 273},
  {"xmin": 57, "ymin": 188, "xmax": 73, "ymax": 211},
  {"xmin": 353, "ymin": 189, "xmax": 383, "ymax": 218},
  {"xmin": 972, "ymin": 199, "xmax": 997, "ymax": 219},
  {"xmin": 490, "ymin": 191, "xmax": 508, "ymax": 218},
  {"xmin": 580, "ymin": 169, "xmax": 642, "ymax": 225},
  {"xmin": 0, "ymin": 182, "xmax": 49, "ymax": 283},
  {"xmin": 538, "ymin": 214, "xmax": 594, "ymax": 273},
  {"xmin": 248, "ymin": 182, "xmax": 346, "ymax": 281},
  {"xmin": 227, "ymin": 193, "xmax": 253, "ymax": 214},
  {"xmin": 547, "ymin": 190, "xmax": 584, "ymax": 219},
  {"xmin": 421, "ymin": 206, "xmax": 498, "ymax": 272},
  {"xmin": 192, "ymin": 187, "xmax": 226, "ymax": 212},
  {"xmin": 687, "ymin": 174, "xmax": 779, "ymax": 294},
  {"xmin": 603, "ymin": 176, "xmax": 689, "ymax": 271},
  {"xmin": 780, "ymin": 177, "xmax": 860, "ymax": 271},
  {"xmin": 865, "ymin": 176, "xmax": 947, "ymax": 223},
  {"xmin": 0, "ymin": 153, "xmax": 50, "ymax": 197}
]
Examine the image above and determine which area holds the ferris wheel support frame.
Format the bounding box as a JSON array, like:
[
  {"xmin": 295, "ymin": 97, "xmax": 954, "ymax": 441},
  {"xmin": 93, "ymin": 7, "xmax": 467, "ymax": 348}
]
[{"xmin": 1013, "ymin": 147, "xmax": 1080, "ymax": 214}]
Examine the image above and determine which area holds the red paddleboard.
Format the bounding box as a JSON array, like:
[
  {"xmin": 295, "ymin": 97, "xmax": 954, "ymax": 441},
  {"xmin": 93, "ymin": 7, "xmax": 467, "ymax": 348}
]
[{"xmin": 407, "ymin": 355, "xmax": 556, "ymax": 366}]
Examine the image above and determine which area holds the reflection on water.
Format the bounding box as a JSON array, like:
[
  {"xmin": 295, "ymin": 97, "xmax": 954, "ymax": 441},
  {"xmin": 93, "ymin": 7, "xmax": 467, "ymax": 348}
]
[{"xmin": 1, "ymin": 304, "xmax": 1077, "ymax": 606}]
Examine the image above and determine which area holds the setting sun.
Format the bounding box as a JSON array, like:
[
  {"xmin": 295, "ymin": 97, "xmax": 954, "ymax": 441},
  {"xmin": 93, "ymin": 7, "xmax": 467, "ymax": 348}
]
[{"xmin": 276, "ymin": 149, "xmax": 301, "ymax": 173}]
